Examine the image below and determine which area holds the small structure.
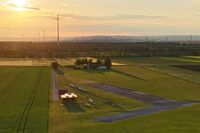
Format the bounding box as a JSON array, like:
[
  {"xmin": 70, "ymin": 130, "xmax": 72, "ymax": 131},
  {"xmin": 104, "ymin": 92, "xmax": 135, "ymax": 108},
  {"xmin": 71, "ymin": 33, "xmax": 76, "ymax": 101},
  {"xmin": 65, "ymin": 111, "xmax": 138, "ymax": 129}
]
[
  {"xmin": 68, "ymin": 83, "xmax": 87, "ymax": 93},
  {"xmin": 58, "ymin": 89, "xmax": 78, "ymax": 103},
  {"xmin": 78, "ymin": 86, "xmax": 87, "ymax": 92},
  {"xmin": 85, "ymin": 63, "xmax": 107, "ymax": 70},
  {"xmin": 60, "ymin": 92, "xmax": 77, "ymax": 103},
  {"xmin": 97, "ymin": 66, "xmax": 107, "ymax": 70},
  {"xmin": 58, "ymin": 89, "xmax": 68, "ymax": 97},
  {"xmin": 69, "ymin": 83, "xmax": 75, "ymax": 88},
  {"xmin": 74, "ymin": 57, "xmax": 112, "ymax": 70}
]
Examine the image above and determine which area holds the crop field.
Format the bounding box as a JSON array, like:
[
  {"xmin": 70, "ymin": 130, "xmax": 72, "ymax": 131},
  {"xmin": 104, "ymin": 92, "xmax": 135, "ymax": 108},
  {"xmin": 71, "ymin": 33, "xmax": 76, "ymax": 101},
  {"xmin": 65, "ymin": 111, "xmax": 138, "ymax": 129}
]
[
  {"xmin": 0, "ymin": 58, "xmax": 75, "ymax": 66},
  {"xmin": 112, "ymin": 56, "xmax": 200, "ymax": 65},
  {"xmin": 50, "ymin": 56, "xmax": 200, "ymax": 133},
  {"xmin": 0, "ymin": 67, "xmax": 50, "ymax": 133}
]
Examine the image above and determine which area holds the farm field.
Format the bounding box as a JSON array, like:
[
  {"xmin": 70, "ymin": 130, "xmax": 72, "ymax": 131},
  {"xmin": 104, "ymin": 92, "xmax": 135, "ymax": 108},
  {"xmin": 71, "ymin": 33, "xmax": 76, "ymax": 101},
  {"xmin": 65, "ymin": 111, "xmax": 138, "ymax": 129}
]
[
  {"xmin": 49, "ymin": 56, "xmax": 200, "ymax": 133},
  {"xmin": 112, "ymin": 56, "xmax": 200, "ymax": 65},
  {"xmin": 0, "ymin": 67, "xmax": 50, "ymax": 133},
  {"xmin": 148, "ymin": 65, "xmax": 200, "ymax": 84},
  {"xmin": 0, "ymin": 56, "xmax": 199, "ymax": 133},
  {"xmin": 0, "ymin": 58, "xmax": 75, "ymax": 66},
  {"xmin": 0, "ymin": 56, "xmax": 199, "ymax": 67}
]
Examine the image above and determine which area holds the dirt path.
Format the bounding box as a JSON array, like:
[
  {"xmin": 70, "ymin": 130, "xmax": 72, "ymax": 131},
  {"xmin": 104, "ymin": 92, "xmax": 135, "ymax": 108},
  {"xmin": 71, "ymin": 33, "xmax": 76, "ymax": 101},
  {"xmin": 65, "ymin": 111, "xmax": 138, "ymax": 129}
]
[
  {"xmin": 88, "ymin": 83, "xmax": 199, "ymax": 122},
  {"xmin": 52, "ymin": 70, "xmax": 59, "ymax": 102}
]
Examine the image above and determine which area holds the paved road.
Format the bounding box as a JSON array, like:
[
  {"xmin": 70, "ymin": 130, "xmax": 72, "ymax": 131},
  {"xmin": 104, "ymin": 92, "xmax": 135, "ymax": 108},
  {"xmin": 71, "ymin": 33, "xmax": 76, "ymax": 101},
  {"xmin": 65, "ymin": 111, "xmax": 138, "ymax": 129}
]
[
  {"xmin": 52, "ymin": 70, "xmax": 59, "ymax": 102},
  {"xmin": 88, "ymin": 83, "xmax": 199, "ymax": 122},
  {"xmin": 95, "ymin": 101, "xmax": 198, "ymax": 122},
  {"xmin": 89, "ymin": 83, "xmax": 173, "ymax": 104}
]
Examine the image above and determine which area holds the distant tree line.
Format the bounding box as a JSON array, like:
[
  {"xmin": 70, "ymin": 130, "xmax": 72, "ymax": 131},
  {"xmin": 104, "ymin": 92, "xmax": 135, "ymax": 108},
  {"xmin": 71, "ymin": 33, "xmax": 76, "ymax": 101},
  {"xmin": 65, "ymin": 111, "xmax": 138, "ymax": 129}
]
[{"xmin": 0, "ymin": 42, "xmax": 199, "ymax": 57}]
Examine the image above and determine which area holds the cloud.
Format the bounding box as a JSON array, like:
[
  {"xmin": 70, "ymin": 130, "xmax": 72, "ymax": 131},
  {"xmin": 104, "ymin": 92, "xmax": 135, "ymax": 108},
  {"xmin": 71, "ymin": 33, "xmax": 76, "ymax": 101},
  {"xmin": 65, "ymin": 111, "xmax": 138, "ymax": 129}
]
[
  {"xmin": 61, "ymin": 13, "xmax": 166, "ymax": 20},
  {"xmin": 60, "ymin": 3, "xmax": 78, "ymax": 8},
  {"xmin": 8, "ymin": 3, "xmax": 40, "ymax": 10},
  {"xmin": 193, "ymin": 0, "xmax": 200, "ymax": 4},
  {"xmin": 0, "ymin": 0, "xmax": 40, "ymax": 10}
]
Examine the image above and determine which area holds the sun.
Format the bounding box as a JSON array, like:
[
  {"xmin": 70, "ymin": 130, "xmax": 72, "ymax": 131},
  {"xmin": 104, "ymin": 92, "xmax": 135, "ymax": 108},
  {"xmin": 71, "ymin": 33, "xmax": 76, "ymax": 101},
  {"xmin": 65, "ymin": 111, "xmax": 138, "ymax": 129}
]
[
  {"xmin": 9, "ymin": 0, "xmax": 27, "ymax": 7},
  {"xmin": 2, "ymin": 0, "xmax": 39, "ymax": 11},
  {"xmin": 6, "ymin": 0, "xmax": 28, "ymax": 11}
]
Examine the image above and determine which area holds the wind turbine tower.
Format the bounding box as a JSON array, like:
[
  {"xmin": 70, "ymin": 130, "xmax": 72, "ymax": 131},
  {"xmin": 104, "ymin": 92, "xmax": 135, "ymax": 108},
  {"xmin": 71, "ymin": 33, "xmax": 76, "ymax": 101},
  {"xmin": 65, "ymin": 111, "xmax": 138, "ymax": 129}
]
[
  {"xmin": 189, "ymin": 35, "xmax": 192, "ymax": 42},
  {"xmin": 43, "ymin": 31, "xmax": 46, "ymax": 42},
  {"xmin": 52, "ymin": 13, "xmax": 60, "ymax": 46},
  {"xmin": 38, "ymin": 32, "xmax": 40, "ymax": 42}
]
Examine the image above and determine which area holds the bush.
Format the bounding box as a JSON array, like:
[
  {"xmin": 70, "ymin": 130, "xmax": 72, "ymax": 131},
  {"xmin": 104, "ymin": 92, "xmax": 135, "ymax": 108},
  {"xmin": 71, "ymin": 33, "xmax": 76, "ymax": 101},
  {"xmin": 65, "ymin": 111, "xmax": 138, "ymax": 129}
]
[{"xmin": 51, "ymin": 62, "xmax": 59, "ymax": 69}]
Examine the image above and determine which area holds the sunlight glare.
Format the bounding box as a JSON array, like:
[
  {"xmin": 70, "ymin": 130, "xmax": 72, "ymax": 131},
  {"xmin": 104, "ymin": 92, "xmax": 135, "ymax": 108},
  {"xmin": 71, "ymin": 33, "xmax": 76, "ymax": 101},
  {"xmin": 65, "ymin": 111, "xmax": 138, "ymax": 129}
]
[{"xmin": 10, "ymin": 0, "xmax": 27, "ymax": 7}]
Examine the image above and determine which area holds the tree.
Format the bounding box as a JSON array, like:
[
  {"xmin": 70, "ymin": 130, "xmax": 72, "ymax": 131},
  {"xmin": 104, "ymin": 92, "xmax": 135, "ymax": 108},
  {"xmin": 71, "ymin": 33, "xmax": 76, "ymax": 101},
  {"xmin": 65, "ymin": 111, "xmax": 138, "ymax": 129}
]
[
  {"xmin": 104, "ymin": 57, "xmax": 112, "ymax": 69},
  {"xmin": 51, "ymin": 62, "xmax": 58, "ymax": 69},
  {"xmin": 96, "ymin": 59, "xmax": 102, "ymax": 65},
  {"xmin": 75, "ymin": 59, "xmax": 81, "ymax": 66},
  {"xmin": 88, "ymin": 58, "xmax": 93, "ymax": 63}
]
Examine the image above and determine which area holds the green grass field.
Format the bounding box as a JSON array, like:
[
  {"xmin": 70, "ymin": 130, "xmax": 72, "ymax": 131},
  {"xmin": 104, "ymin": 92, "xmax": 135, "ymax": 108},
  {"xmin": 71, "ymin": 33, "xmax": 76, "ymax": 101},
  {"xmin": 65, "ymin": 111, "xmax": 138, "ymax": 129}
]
[
  {"xmin": 58, "ymin": 65, "xmax": 200, "ymax": 100},
  {"xmin": 49, "ymin": 56, "xmax": 200, "ymax": 133},
  {"xmin": 0, "ymin": 67, "xmax": 50, "ymax": 133},
  {"xmin": 0, "ymin": 56, "xmax": 199, "ymax": 133},
  {"xmin": 112, "ymin": 56, "xmax": 200, "ymax": 65}
]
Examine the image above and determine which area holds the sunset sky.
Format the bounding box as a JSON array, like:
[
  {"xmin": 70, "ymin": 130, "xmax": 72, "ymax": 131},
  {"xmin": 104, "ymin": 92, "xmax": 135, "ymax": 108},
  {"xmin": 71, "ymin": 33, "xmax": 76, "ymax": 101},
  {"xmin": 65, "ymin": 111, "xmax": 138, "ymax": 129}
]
[{"xmin": 1, "ymin": 0, "xmax": 200, "ymax": 39}]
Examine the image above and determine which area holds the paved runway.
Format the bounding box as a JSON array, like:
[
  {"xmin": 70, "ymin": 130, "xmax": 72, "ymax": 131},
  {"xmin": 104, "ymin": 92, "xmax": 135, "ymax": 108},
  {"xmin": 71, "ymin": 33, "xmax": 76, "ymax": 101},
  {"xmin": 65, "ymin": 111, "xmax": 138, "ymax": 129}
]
[
  {"xmin": 88, "ymin": 83, "xmax": 199, "ymax": 122},
  {"xmin": 95, "ymin": 101, "xmax": 198, "ymax": 122},
  {"xmin": 89, "ymin": 83, "xmax": 173, "ymax": 104},
  {"xmin": 52, "ymin": 70, "xmax": 59, "ymax": 102}
]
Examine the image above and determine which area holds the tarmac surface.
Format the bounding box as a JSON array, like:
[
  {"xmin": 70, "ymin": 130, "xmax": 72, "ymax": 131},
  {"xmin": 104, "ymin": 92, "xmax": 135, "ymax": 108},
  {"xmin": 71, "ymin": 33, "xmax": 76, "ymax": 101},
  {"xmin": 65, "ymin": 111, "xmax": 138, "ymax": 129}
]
[
  {"xmin": 89, "ymin": 83, "xmax": 173, "ymax": 105},
  {"xmin": 52, "ymin": 70, "xmax": 59, "ymax": 102},
  {"xmin": 95, "ymin": 101, "xmax": 198, "ymax": 122},
  {"xmin": 88, "ymin": 83, "xmax": 199, "ymax": 122}
]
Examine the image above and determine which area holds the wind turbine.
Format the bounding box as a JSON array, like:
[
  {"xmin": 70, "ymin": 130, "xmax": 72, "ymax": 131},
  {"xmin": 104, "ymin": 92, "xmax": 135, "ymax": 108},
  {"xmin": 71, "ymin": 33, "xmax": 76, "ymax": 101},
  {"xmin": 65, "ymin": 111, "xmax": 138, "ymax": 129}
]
[
  {"xmin": 52, "ymin": 13, "xmax": 60, "ymax": 46},
  {"xmin": 38, "ymin": 32, "xmax": 40, "ymax": 42},
  {"xmin": 189, "ymin": 35, "xmax": 192, "ymax": 42},
  {"xmin": 43, "ymin": 31, "xmax": 46, "ymax": 42}
]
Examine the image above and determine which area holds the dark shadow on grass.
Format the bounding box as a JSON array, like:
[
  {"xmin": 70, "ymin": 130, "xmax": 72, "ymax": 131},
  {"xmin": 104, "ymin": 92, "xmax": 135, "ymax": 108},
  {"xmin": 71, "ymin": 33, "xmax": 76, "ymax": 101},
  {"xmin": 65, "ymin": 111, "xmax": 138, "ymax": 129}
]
[
  {"xmin": 82, "ymin": 69, "xmax": 106, "ymax": 74},
  {"xmin": 64, "ymin": 102, "xmax": 85, "ymax": 113},
  {"xmin": 172, "ymin": 65, "xmax": 200, "ymax": 73},
  {"xmin": 111, "ymin": 69, "xmax": 145, "ymax": 81}
]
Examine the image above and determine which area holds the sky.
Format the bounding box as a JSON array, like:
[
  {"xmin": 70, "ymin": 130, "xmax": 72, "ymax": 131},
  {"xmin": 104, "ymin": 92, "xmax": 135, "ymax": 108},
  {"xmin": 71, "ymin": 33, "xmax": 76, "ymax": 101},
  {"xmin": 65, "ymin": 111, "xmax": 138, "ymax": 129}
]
[{"xmin": 1, "ymin": 0, "xmax": 200, "ymax": 40}]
